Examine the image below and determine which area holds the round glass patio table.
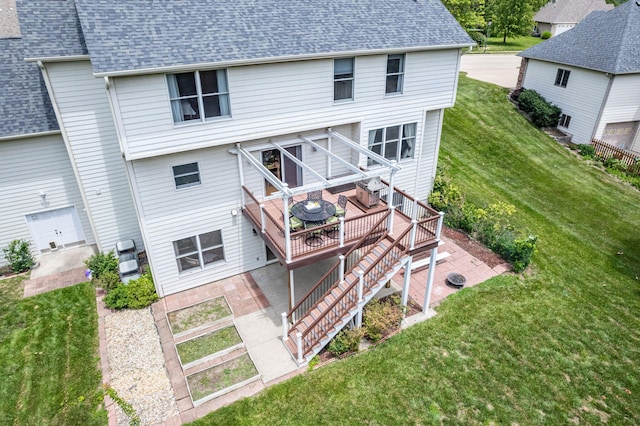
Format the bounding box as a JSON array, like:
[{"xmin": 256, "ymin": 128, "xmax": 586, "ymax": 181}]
[{"xmin": 290, "ymin": 199, "xmax": 336, "ymax": 223}]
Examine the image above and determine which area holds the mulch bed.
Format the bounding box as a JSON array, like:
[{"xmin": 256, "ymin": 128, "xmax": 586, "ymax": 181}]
[{"xmin": 441, "ymin": 226, "xmax": 506, "ymax": 269}]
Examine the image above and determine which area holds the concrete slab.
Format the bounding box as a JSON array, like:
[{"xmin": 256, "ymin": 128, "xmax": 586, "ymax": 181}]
[
  {"xmin": 234, "ymin": 309, "xmax": 282, "ymax": 347},
  {"xmin": 248, "ymin": 338, "xmax": 298, "ymax": 383},
  {"xmin": 30, "ymin": 244, "xmax": 96, "ymax": 279}
]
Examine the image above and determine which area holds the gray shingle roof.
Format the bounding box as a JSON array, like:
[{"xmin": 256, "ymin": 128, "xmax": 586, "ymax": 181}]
[
  {"xmin": 0, "ymin": 0, "xmax": 87, "ymax": 138},
  {"xmin": 534, "ymin": 0, "xmax": 613, "ymax": 24},
  {"xmin": 75, "ymin": 0, "xmax": 473, "ymax": 75},
  {"xmin": 520, "ymin": 1, "xmax": 640, "ymax": 75},
  {"xmin": 0, "ymin": 40, "xmax": 58, "ymax": 137}
]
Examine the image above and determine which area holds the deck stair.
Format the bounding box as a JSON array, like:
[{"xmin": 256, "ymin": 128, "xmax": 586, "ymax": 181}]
[{"xmin": 283, "ymin": 217, "xmax": 416, "ymax": 365}]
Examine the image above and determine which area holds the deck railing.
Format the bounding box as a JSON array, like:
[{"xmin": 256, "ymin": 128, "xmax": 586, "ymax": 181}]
[{"xmin": 286, "ymin": 211, "xmax": 389, "ymax": 325}]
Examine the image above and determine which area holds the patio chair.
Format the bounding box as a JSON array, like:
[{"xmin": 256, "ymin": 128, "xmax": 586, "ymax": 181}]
[
  {"xmin": 335, "ymin": 194, "xmax": 348, "ymax": 217},
  {"xmin": 288, "ymin": 197, "xmax": 295, "ymax": 216},
  {"xmin": 307, "ymin": 190, "xmax": 323, "ymax": 201},
  {"xmin": 324, "ymin": 215, "xmax": 340, "ymax": 239},
  {"xmin": 290, "ymin": 216, "xmax": 304, "ymax": 232},
  {"xmin": 304, "ymin": 221, "xmax": 324, "ymax": 246}
]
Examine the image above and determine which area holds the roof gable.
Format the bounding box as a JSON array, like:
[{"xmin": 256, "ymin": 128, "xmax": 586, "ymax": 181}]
[
  {"xmin": 534, "ymin": 0, "xmax": 613, "ymax": 24},
  {"xmin": 75, "ymin": 0, "xmax": 473, "ymax": 75},
  {"xmin": 520, "ymin": 1, "xmax": 640, "ymax": 75}
]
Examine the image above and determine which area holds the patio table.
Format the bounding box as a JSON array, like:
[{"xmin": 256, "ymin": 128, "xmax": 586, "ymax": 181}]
[{"xmin": 290, "ymin": 199, "xmax": 336, "ymax": 223}]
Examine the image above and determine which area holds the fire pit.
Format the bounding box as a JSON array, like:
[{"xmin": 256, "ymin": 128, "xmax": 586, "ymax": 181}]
[{"xmin": 446, "ymin": 272, "xmax": 466, "ymax": 288}]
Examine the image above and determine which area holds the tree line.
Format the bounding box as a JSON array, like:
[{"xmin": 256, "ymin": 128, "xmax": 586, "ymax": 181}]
[{"xmin": 441, "ymin": 0, "xmax": 627, "ymax": 43}]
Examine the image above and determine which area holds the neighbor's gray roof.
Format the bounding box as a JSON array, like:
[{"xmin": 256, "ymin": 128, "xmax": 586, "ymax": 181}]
[
  {"xmin": 75, "ymin": 0, "xmax": 474, "ymax": 75},
  {"xmin": 0, "ymin": 0, "xmax": 87, "ymax": 138},
  {"xmin": 520, "ymin": 1, "xmax": 640, "ymax": 75},
  {"xmin": 534, "ymin": 0, "xmax": 613, "ymax": 24}
]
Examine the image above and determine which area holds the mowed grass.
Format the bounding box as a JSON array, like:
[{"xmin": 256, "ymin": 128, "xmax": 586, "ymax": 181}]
[
  {"xmin": 0, "ymin": 276, "xmax": 105, "ymax": 425},
  {"xmin": 193, "ymin": 76, "xmax": 640, "ymax": 425},
  {"xmin": 471, "ymin": 35, "xmax": 543, "ymax": 53}
]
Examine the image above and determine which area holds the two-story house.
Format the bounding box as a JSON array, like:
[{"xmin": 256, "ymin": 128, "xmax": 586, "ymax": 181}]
[
  {"xmin": 2, "ymin": 0, "xmax": 472, "ymax": 361},
  {"xmin": 518, "ymin": 1, "xmax": 640, "ymax": 151}
]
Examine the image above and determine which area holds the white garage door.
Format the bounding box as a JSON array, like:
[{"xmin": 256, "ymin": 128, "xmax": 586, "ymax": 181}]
[{"xmin": 26, "ymin": 206, "xmax": 86, "ymax": 251}]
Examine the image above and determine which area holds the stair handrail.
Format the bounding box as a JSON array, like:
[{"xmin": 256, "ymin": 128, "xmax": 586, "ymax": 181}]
[
  {"xmin": 286, "ymin": 210, "xmax": 390, "ymax": 326},
  {"xmin": 297, "ymin": 223, "xmax": 415, "ymax": 357}
]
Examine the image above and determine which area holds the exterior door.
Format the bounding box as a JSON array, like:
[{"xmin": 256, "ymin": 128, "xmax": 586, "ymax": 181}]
[
  {"xmin": 26, "ymin": 206, "xmax": 85, "ymax": 251},
  {"xmin": 262, "ymin": 145, "xmax": 303, "ymax": 195}
]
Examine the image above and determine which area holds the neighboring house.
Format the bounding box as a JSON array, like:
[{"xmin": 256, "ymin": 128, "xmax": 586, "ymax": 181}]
[
  {"xmin": 533, "ymin": 0, "xmax": 613, "ymax": 37},
  {"xmin": 2, "ymin": 0, "xmax": 472, "ymax": 362},
  {"xmin": 518, "ymin": 1, "xmax": 640, "ymax": 152}
]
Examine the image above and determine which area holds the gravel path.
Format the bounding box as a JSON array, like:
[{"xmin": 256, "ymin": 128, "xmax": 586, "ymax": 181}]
[{"xmin": 105, "ymin": 308, "xmax": 178, "ymax": 425}]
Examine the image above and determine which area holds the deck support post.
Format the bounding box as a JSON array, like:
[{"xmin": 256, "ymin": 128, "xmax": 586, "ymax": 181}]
[
  {"xmin": 339, "ymin": 255, "xmax": 345, "ymax": 282},
  {"xmin": 296, "ymin": 332, "xmax": 304, "ymax": 364},
  {"xmin": 283, "ymin": 192, "xmax": 292, "ymax": 263},
  {"xmin": 401, "ymin": 256, "xmax": 412, "ymax": 317},
  {"xmin": 422, "ymin": 246, "xmax": 438, "ymax": 313},
  {"xmin": 289, "ymin": 270, "xmax": 296, "ymax": 322},
  {"xmin": 281, "ymin": 312, "xmax": 288, "ymax": 340},
  {"xmin": 339, "ymin": 216, "xmax": 345, "ymax": 247},
  {"xmin": 259, "ymin": 204, "xmax": 266, "ymax": 234},
  {"xmin": 409, "ymin": 219, "xmax": 418, "ymax": 250},
  {"xmin": 387, "ymin": 162, "xmax": 398, "ymax": 233}
]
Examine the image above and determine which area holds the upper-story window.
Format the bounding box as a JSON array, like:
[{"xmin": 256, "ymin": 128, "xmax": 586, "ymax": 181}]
[
  {"xmin": 173, "ymin": 162, "xmax": 201, "ymax": 189},
  {"xmin": 368, "ymin": 123, "xmax": 416, "ymax": 165},
  {"xmin": 554, "ymin": 68, "xmax": 570, "ymax": 88},
  {"xmin": 167, "ymin": 70, "xmax": 230, "ymax": 123},
  {"xmin": 386, "ymin": 54, "xmax": 405, "ymax": 95},
  {"xmin": 334, "ymin": 58, "xmax": 354, "ymax": 101}
]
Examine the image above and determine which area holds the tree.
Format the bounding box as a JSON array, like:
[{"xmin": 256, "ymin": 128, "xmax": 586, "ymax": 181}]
[
  {"xmin": 441, "ymin": 0, "xmax": 486, "ymax": 29},
  {"xmin": 486, "ymin": 0, "xmax": 538, "ymax": 43}
]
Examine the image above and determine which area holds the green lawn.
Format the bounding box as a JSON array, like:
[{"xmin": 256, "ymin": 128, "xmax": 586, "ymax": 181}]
[
  {"xmin": 193, "ymin": 76, "xmax": 640, "ymax": 425},
  {"xmin": 470, "ymin": 35, "xmax": 543, "ymax": 53},
  {"xmin": 0, "ymin": 276, "xmax": 105, "ymax": 425}
]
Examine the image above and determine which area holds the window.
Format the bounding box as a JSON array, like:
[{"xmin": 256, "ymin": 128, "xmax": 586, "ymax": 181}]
[
  {"xmin": 367, "ymin": 123, "xmax": 416, "ymax": 165},
  {"xmin": 167, "ymin": 70, "xmax": 230, "ymax": 123},
  {"xmin": 173, "ymin": 230, "xmax": 225, "ymax": 273},
  {"xmin": 386, "ymin": 54, "xmax": 405, "ymax": 94},
  {"xmin": 173, "ymin": 162, "xmax": 200, "ymax": 189},
  {"xmin": 558, "ymin": 114, "xmax": 571, "ymax": 128},
  {"xmin": 554, "ymin": 68, "xmax": 570, "ymax": 88},
  {"xmin": 334, "ymin": 58, "xmax": 354, "ymax": 101}
]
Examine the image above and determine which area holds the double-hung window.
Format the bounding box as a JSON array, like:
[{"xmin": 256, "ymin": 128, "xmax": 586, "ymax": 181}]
[
  {"xmin": 368, "ymin": 123, "xmax": 416, "ymax": 165},
  {"xmin": 173, "ymin": 230, "xmax": 225, "ymax": 273},
  {"xmin": 334, "ymin": 58, "xmax": 354, "ymax": 101},
  {"xmin": 167, "ymin": 70, "xmax": 230, "ymax": 123},
  {"xmin": 386, "ymin": 54, "xmax": 405, "ymax": 94},
  {"xmin": 172, "ymin": 162, "xmax": 200, "ymax": 189},
  {"xmin": 554, "ymin": 68, "xmax": 570, "ymax": 88}
]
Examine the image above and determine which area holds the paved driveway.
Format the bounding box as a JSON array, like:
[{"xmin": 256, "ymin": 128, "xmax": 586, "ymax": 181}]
[{"xmin": 460, "ymin": 53, "xmax": 523, "ymax": 89}]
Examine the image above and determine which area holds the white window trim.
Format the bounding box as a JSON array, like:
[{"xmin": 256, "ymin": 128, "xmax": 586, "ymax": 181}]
[
  {"xmin": 559, "ymin": 113, "xmax": 571, "ymax": 128},
  {"xmin": 166, "ymin": 70, "xmax": 232, "ymax": 125},
  {"xmin": 368, "ymin": 122, "xmax": 417, "ymax": 165},
  {"xmin": 554, "ymin": 68, "xmax": 570, "ymax": 88},
  {"xmin": 333, "ymin": 57, "xmax": 355, "ymax": 103},
  {"xmin": 172, "ymin": 162, "xmax": 202, "ymax": 190},
  {"xmin": 385, "ymin": 54, "xmax": 405, "ymax": 96},
  {"xmin": 173, "ymin": 230, "xmax": 226, "ymax": 274}
]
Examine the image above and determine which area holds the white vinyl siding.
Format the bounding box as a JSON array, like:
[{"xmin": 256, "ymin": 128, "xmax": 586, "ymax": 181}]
[
  {"xmin": 43, "ymin": 61, "xmax": 143, "ymax": 253},
  {"xmin": 0, "ymin": 134, "xmax": 94, "ymax": 264},
  {"xmin": 112, "ymin": 49, "xmax": 462, "ymax": 159},
  {"xmin": 522, "ymin": 60, "xmax": 610, "ymax": 144},
  {"xmin": 595, "ymin": 74, "xmax": 640, "ymax": 145},
  {"xmin": 130, "ymin": 144, "xmax": 264, "ymax": 295}
]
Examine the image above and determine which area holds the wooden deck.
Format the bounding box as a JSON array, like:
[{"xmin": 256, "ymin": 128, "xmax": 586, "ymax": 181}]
[{"xmin": 242, "ymin": 185, "xmax": 440, "ymax": 270}]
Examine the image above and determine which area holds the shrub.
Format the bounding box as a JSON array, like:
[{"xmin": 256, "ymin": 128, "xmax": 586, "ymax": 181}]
[
  {"xmin": 103, "ymin": 271, "xmax": 158, "ymax": 310},
  {"xmin": 541, "ymin": 31, "xmax": 552, "ymax": 40},
  {"xmin": 429, "ymin": 171, "xmax": 538, "ymax": 272},
  {"xmin": 2, "ymin": 239, "xmax": 35, "ymax": 273},
  {"xmin": 516, "ymin": 89, "xmax": 562, "ymax": 128},
  {"xmin": 93, "ymin": 271, "xmax": 121, "ymax": 292},
  {"xmin": 467, "ymin": 30, "xmax": 486, "ymax": 46},
  {"xmin": 84, "ymin": 250, "xmax": 118, "ymax": 280},
  {"xmin": 578, "ymin": 144, "xmax": 595, "ymax": 158},
  {"xmin": 327, "ymin": 327, "xmax": 364, "ymax": 356},
  {"xmin": 363, "ymin": 296, "xmax": 403, "ymax": 343}
]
